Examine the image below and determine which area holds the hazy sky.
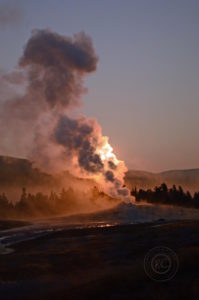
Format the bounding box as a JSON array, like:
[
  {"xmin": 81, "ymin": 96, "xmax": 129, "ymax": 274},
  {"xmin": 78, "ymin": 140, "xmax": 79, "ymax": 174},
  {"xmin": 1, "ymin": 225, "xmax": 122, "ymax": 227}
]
[{"xmin": 0, "ymin": 0, "xmax": 199, "ymax": 172}]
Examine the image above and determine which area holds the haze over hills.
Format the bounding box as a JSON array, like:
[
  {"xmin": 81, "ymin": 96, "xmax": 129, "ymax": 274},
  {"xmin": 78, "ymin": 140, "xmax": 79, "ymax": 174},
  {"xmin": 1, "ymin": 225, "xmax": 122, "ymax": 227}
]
[
  {"xmin": 126, "ymin": 169, "xmax": 199, "ymax": 193},
  {"xmin": 0, "ymin": 155, "xmax": 95, "ymax": 188},
  {"xmin": 0, "ymin": 155, "xmax": 199, "ymax": 195},
  {"xmin": 0, "ymin": 155, "xmax": 98, "ymax": 202},
  {"xmin": 0, "ymin": 155, "xmax": 53, "ymax": 187}
]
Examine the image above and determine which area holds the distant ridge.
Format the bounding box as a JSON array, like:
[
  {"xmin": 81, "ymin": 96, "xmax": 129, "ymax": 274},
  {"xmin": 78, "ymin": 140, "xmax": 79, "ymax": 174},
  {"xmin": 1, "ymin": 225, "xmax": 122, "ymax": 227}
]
[
  {"xmin": 0, "ymin": 155, "xmax": 94, "ymax": 189},
  {"xmin": 0, "ymin": 155, "xmax": 55, "ymax": 187},
  {"xmin": 125, "ymin": 169, "xmax": 199, "ymax": 193},
  {"xmin": 0, "ymin": 155, "xmax": 199, "ymax": 193}
]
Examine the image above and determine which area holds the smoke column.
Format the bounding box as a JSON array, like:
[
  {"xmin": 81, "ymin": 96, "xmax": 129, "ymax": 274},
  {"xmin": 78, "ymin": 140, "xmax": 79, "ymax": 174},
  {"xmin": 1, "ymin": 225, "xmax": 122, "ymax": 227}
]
[{"xmin": 0, "ymin": 29, "xmax": 130, "ymax": 200}]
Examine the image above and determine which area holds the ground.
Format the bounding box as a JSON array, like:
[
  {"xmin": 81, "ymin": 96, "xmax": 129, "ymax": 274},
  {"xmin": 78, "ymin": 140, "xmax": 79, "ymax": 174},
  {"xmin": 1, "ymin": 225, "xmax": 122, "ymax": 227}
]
[{"xmin": 1, "ymin": 220, "xmax": 199, "ymax": 300}]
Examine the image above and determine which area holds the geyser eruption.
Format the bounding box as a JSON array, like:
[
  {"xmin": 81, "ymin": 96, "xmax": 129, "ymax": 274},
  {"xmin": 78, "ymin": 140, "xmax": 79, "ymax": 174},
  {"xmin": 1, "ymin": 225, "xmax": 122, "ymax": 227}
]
[
  {"xmin": 0, "ymin": 29, "xmax": 130, "ymax": 200},
  {"xmin": 54, "ymin": 115, "xmax": 129, "ymax": 199}
]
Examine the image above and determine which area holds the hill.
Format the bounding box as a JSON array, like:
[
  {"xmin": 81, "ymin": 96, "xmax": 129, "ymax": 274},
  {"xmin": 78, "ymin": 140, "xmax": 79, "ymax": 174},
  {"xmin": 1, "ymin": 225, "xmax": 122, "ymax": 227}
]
[
  {"xmin": 125, "ymin": 169, "xmax": 199, "ymax": 193},
  {"xmin": 0, "ymin": 155, "xmax": 96, "ymax": 202},
  {"xmin": 1, "ymin": 155, "xmax": 199, "ymax": 195}
]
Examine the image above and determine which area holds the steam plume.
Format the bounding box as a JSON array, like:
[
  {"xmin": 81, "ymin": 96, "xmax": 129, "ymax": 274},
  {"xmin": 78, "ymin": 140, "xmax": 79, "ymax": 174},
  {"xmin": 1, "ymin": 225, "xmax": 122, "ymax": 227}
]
[
  {"xmin": 0, "ymin": 29, "xmax": 130, "ymax": 200},
  {"xmin": 19, "ymin": 29, "xmax": 98, "ymax": 110}
]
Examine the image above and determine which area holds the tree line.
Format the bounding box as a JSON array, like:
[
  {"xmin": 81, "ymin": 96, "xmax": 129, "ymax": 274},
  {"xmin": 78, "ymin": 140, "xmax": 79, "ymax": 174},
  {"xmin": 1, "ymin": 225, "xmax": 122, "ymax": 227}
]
[
  {"xmin": 0, "ymin": 186, "xmax": 112, "ymax": 219},
  {"xmin": 131, "ymin": 183, "xmax": 199, "ymax": 208},
  {"xmin": 0, "ymin": 187, "xmax": 79, "ymax": 219}
]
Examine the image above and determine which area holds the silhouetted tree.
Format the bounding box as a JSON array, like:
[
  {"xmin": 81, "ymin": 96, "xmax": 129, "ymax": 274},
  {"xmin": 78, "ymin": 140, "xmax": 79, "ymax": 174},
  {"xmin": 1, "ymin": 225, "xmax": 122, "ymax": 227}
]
[{"xmin": 131, "ymin": 182, "xmax": 198, "ymax": 209}]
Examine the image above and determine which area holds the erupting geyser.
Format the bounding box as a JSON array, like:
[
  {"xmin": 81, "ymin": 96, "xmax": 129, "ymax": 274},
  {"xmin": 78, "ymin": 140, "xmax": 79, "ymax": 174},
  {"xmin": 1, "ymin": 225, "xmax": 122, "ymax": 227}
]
[
  {"xmin": 54, "ymin": 115, "xmax": 130, "ymax": 199},
  {"xmin": 0, "ymin": 29, "xmax": 131, "ymax": 200}
]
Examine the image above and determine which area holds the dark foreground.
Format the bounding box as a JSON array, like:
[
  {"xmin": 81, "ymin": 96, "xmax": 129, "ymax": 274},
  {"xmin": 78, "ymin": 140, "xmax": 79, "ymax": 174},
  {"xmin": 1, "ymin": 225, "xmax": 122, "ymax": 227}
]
[{"xmin": 1, "ymin": 220, "xmax": 199, "ymax": 300}]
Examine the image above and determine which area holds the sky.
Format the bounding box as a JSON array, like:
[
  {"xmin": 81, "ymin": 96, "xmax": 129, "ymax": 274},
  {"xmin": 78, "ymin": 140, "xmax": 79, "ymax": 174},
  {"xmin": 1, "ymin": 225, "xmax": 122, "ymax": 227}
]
[{"xmin": 0, "ymin": 0, "xmax": 199, "ymax": 172}]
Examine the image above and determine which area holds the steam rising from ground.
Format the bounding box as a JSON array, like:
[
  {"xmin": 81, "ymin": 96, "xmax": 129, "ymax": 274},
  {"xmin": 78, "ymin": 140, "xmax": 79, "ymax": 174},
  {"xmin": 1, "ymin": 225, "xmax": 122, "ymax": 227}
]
[{"xmin": 0, "ymin": 29, "xmax": 130, "ymax": 200}]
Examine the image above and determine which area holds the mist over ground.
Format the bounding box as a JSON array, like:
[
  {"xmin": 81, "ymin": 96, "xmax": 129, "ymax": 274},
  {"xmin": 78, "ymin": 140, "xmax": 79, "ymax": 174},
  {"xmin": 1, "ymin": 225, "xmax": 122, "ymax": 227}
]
[
  {"xmin": 0, "ymin": 155, "xmax": 199, "ymax": 220},
  {"xmin": 0, "ymin": 155, "xmax": 121, "ymax": 219}
]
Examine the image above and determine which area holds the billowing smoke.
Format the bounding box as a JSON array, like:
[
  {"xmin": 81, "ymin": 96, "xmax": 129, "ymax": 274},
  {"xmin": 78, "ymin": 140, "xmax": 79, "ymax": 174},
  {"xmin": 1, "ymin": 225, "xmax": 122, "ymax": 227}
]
[
  {"xmin": 0, "ymin": 29, "xmax": 130, "ymax": 200},
  {"xmin": 53, "ymin": 115, "xmax": 130, "ymax": 199},
  {"xmin": 54, "ymin": 116, "xmax": 104, "ymax": 173},
  {"xmin": 19, "ymin": 29, "xmax": 97, "ymax": 110}
]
